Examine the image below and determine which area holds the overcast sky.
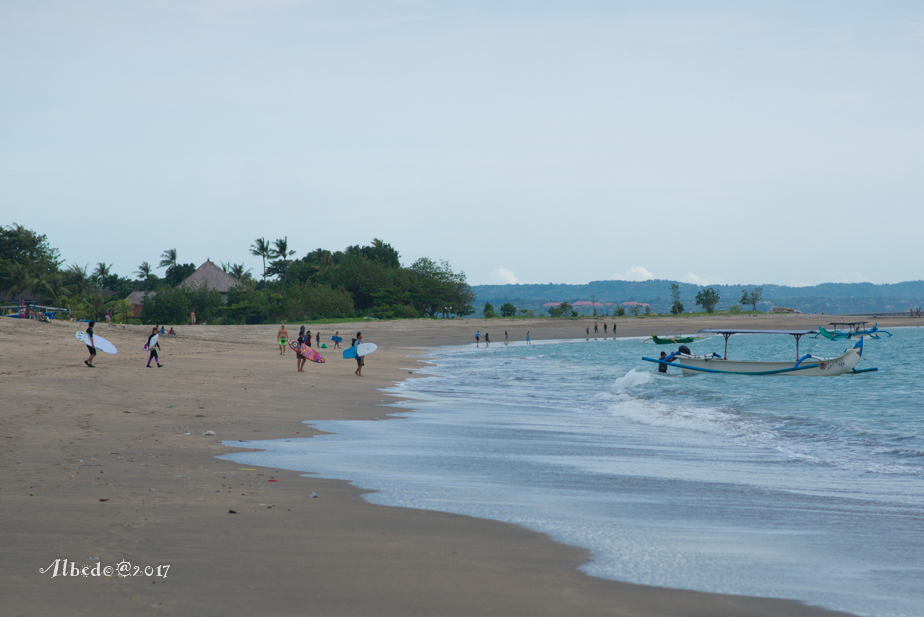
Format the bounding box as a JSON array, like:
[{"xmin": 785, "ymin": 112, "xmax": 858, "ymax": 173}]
[{"xmin": 2, "ymin": 1, "xmax": 922, "ymax": 287}]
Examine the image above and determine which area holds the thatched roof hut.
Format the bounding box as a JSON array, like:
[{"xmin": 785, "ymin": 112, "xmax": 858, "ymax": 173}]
[
  {"xmin": 126, "ymin": 290, "xmax": 156, "ymax": 318},
  {"xmin": 180, "ymin": 260, "xmax": 243, "ymax": 294}
]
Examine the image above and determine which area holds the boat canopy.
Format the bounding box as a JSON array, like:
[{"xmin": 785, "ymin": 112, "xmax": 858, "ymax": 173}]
[{"xmin": 700, "ymin": 329, "xmax": 817, "ymax": 336}]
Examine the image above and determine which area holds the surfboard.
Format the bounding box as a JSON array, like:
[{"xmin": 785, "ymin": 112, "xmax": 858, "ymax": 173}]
[
  {"xmin": 344, "ymin": 342, "xmax": 377, "ymax": 359},
  {"xmin": 144, "ymin": 333, "xmax": 159, "ymax": 350},
  {"xmin": 76, "ymin": 331, "xmax": 118, "ymax": 354},
  {"xmin": 301, "ymin": 345, "xmax": 325, "ymax": 364},
  {"xmin": 331, "ymin": 336, "xmax": 342, "ymax": 343}
]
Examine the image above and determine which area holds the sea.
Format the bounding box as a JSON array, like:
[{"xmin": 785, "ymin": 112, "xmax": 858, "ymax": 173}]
[{"xmin": 221, "ymin": 327, "xmax": 924, "ymax": 617}]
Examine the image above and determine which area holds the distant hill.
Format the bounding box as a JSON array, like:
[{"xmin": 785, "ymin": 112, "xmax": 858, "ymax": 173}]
[{"xmin": 472, "ymin": 280, "xmax": 924, "ymax": 316}]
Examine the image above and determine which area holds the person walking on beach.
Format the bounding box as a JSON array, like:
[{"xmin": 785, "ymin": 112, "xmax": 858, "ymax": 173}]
[
  {"xmin": 594, "ymin": 322, "xmax": 598, "ymax": 334},
  {"xmin": 84, "ymin": 320, "xmax": 97, "ymax": 368},
  {"xmin": 315, "ymin": 331, "xmax": 320, "ymax": 347},
  {"xmin": 475, "ymin": 330, "xmax": 480, "ymax": 347},
  {"xmin": 603, "ymin": 322, "xmax": 608, "ymax": 334},
  {"xmin": 586, "ymin": 326, "xmax": 590, "ymax": 337},
  {"xmin": 299, "ymin": 325, "xmax": 305, "ymax": 340},
  {"xmin": 526, "ymin": 331, "xmax": 530, "ymax": 344},
  {"xmin": 353, "ymin": 332, "xmax": 364, "ymax": 377},
  {"xmin": 277, "ymin": 324, "xmax": 288, "ymax": 355},
  {"xmin": 295, "ymin": 334, "xmax": 307, "ymax": 372},
  {"xmin": 146, "ymin": 326, "xmax": 163, "ymax": 368},
  {"xmin": 306, "ymin": 331, "xmax": 312, "ymax": 347},
  {"xmin": 105, "ymin": 309, "xmax": 112, "ymax": 324},
  {"xmin": 504, "ymin": 331, "xmax": 508, "ymax": 346},
  {"xmin": 333, "ymin": 331, "xmax": 341, "ymax": 349}
]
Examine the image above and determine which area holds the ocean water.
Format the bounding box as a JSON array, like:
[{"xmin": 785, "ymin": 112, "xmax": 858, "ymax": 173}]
[{"xmin": 221, "ymin": 328, "xmax": 924, "ymax": 617}]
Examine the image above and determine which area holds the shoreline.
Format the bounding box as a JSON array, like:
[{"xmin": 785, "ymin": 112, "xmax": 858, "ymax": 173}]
[{"xmin": 2, "ymin": 315, "xmax": 897, "ymax": 615}]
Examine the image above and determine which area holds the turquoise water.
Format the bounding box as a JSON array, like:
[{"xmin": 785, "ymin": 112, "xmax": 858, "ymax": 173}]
[{"xmin": 222, "ymin": 328, "xmax": 924, "ymax": 617}]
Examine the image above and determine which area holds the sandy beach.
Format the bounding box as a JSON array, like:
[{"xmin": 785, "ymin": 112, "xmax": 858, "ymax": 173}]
[{"xmin": 4, "ymin": 314, "xmax": 905, "ymax": 616}]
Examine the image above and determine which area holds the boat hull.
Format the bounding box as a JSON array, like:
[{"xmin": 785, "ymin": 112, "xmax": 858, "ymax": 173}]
[{"xmin": 674, "ymin": 348, "xmax": 861, "ymax": 376}]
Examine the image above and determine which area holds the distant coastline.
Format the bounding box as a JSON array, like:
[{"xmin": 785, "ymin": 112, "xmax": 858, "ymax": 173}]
[{"xmin": 473, "ymin": 279, "xmax": 924, "ymax": 316}]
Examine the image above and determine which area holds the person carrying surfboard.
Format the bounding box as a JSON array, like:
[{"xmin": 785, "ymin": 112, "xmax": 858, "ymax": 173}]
[
  {"xmin": 146, "ymin": 326, "xmax": 163, "ymax": 368},
  {"xmin": 332, "ymin": 331, "xmax": 341, "ymax": 349},
  {"xmin": 353, "ymin": 332, "xmax": 364, "ymax": 377},
  {"xmin": 84, "ymin": 320, "xmax": 97, "ymax": 368},
  {"xmin": 295, "ymin": 335, "xmax": 307, "ymax": 372}
]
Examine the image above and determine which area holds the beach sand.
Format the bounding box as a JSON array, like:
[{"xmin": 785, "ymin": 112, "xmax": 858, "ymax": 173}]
[{"xmin": 3, "ymin": 313, "xmax": 901, "ymax": 616}]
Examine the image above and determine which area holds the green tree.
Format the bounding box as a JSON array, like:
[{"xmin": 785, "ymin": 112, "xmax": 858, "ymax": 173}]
[
  {"xmin": 740, "ymin": 286, "xmax": 762, "ymax": 312},
  {"xmin": 548, "ymin": 301, "xmax": 573, "ymax": 317},
  {"xmin": 483, "ymin": 302, "xmax": 497, "ymax": 318},
  {"xmin": 630, "ymin": 305, "xmax": 640, "ymax": 316},
  {"xmin": 288, "ymin": 282, "xmax": 355, "ymax": 320},
  {"xmin": 135, "ymin": 261, "xmax": 153, "ymax": 279},
  {"xmin": 164, "ymin": 263, "xmax": 196, "ymax": 287},
  {"xmin": 140, "ymin": 287, "xmax": 190, "ymax": 324},
  {"xmin": 499, "ymin": 302, "xmax": 516, "ymax": 317},
  {"xmin": 158, "ymin": 248, "xmax": 177, "ymax": 270},
  {"xmin": 670, "ymin": 283, "xmax": 685, "ymax": 314},
  {"xmin": 615, "ymin": 306, "xmax": 626, "ymax": 316},
  {"xmin": 250, "ymin": 237, "xmax": 272, "ymax": 281},
  {"xmin": 695, "ymin": 287, "xmax": 720, "ymax": 313},
  {"xmin": 0, "ymin": 223, "xmax": 62, "ymax": 273}
]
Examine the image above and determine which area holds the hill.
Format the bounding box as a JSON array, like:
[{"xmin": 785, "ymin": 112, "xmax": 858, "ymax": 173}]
[{"xmin": 472, "ymin": 280, "xmax": 924, "ymax": 316}]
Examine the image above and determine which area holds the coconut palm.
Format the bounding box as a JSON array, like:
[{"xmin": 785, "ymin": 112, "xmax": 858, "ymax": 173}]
[
  {"xmin": 250, "ymin": 238, "xmax": 272, "ymax": 281},
  {"xmin": 135, "ymin": 261, "xmax": 153, "ymax": 279},
  {"xmin": 272, "ymin": 237, "xmax": 296, "ymax": 294},
  {"xmin": 41, "ymin": 272, "xmax": 68, "ymax": 304},
  {"xmin": 158, "ymin": 249, "xmax": 177, "ymax": 270},
  {"xmin": 64, "ymin": 263, "xmax": 91, "ymax": 297}
]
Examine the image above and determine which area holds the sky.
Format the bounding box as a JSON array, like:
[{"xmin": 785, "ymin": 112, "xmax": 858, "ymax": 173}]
[{"xmin": 2, "ymin": 1, "xmax": 923, "ymax": 287}]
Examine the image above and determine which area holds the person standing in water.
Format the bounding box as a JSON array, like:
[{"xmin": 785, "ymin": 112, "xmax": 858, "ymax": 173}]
[
  {"xmin": 277, "ymin": 324, "xmax": 288, "ymax": 355},
  {"xmin": 475, "ymin": 330, "xmax": 480, "ymax": 347},
  {"xmin": 353, "ymin": 332, "xmax": 364, "ymax": 377},
  {"xmin": 146, "ymin": 326, "xmax": 163, "ymax": 368},
  {"xmin": 485, "ymin": 332, "xmax": 490, "ymax": 346},
  {"xmin": 504, "ymin": 331, "xmax": 508, "ymax": 346},
  {"xmin": 526, "ymin": 331, "xmax": 530, "ymax": 344},
  {"xmin": 84, "ymin": 320, "xmax": 97, "ymax": 367},
  {"xmin": 333, "ymin": 331, "xmax": 341, "ymax": 349}
]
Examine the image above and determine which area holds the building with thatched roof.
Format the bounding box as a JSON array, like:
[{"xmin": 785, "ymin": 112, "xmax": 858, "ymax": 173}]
[
  {"xmin": 126, "ymin": 290, "xmax": 156, "ymax": 318},
  {"xmin": 180, "ymin": 260, "xmax": 243, "ymax": 295}
]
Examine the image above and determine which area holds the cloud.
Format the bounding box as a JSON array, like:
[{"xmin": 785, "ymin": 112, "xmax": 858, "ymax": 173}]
[
  {"xmin": 620, "ymin": 266, "xmax": 653, "ymax": 281},
  {"xmin": 683, "ymin": 272, "xmax": 708, "ymax": 285},
  {"xmin": 490, "ymin": 267, "xmax": 521, "ymax": 285}
]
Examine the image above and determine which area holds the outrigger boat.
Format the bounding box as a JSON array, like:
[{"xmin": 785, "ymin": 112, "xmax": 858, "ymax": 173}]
[
  {"xmin": 643, "ymin": 332, "xmax": 704, "ymax": 345},
  {"xmin": 643, "ymin": 329, "xmax": 868, "ymax": 376},
  {"xmin": 816, "ymin": 322, "xmax": 891, "ymax": 340}
]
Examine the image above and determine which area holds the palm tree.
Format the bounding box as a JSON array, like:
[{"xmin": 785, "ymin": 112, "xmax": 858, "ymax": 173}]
[
  {"xmin": 65, "ymin": 263, "xmax": 91, "ymax": 297},
  {"xmin": 158, "ymin": 249, "xmax": 177, "ymax": 270},
  {"xmin": 7, "ymin": 262, "xmax": 38, "ymax": 302},
  {"xmin": 250, "ymin": 238, "xmax": 272, "ymax": 281},
  {"xmin": 272, "ymin": 237, "xmax": 296, "ymax": 294},
  {"xmin": 221, "ymin": 262, "xmax": 251, "ymax": 280},
  {"xmin": 41, "ymin": 272, "xmax": 67, "ymax": 305},
  {"xmin": 135, "ymin": 261, "xmax": 153, "ymax": 279}
]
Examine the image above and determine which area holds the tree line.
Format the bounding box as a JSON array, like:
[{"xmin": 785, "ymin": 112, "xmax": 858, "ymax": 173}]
[{"xmin": 0, "ymin": 224, "xmax": 475, "ymax": 324}]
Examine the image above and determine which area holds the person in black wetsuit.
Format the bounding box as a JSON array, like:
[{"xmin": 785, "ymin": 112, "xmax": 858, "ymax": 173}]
[
  {"xmin": 146, "ymin": 326, "xmax": 162, "ymax": 367},
  {"xmin": 658, "ymin": 351, "xmax": 669, "ymax": 373},
  {"xmin": 84, "ymin": 320, "xmax": 97, "ymax": 367}
]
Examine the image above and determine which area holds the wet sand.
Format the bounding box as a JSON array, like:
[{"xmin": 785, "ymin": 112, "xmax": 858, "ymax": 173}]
[{"xmin": 3, "ymin": 313, "xmax": 901, "ymax": 616}]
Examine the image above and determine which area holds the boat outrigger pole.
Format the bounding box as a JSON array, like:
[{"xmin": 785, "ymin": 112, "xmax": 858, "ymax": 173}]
[{"xmin": 700, "ymin": 329, "xmax": 818, "ymax": 361}]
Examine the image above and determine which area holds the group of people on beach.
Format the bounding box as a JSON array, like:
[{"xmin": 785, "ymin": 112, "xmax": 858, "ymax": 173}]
[
  {"xmin": 277, "ymin": 324, "xmax": 365, "ymax": 376},
  {"xmin": 475, "ymin": 330, "xmax": 530, "ymax": 347},
  {"xmin": 586, "ymin": 322, "xmax": 616, "ymax": 337}
]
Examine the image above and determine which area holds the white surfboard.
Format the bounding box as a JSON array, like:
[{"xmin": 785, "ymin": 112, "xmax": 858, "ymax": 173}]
[
  {"xmin": 355, "ymin": 342, "xmax": 377, "ymax": 357},
  {"xmin": 144, "ymin": 334, "xmax": 159, "ymax": 350},
  {"xmin": 76, "ymin": 331, "xmax": 118, "ymax": 354}
]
